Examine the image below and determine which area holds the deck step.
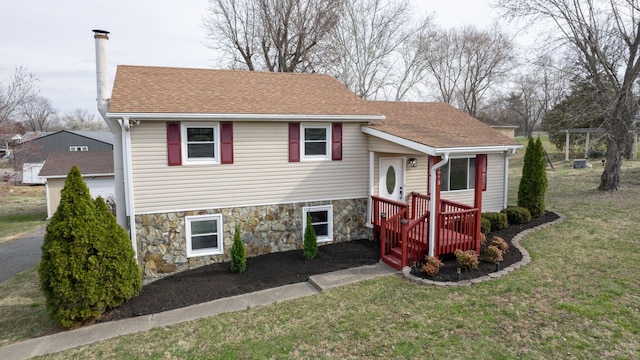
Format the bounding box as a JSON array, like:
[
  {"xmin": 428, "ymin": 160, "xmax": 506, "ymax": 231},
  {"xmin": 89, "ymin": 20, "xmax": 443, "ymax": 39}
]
[{"xmin": 381, "ymin": 254, "xmax": 402, "ymax": 270}]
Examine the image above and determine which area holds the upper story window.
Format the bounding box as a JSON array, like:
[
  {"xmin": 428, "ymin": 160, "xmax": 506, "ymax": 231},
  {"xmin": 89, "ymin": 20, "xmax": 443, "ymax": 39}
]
[
  {"xmin": 301, "ymin": 124, "xmax": 331, "ymax": 161},
  {"xmin": 69, "ymin": 146, "xmax": 88, "ymax": 151},
  {"xmin": 441, "ymin": 158, "xmax": 476, "ymax": 191},
  {"xmin": 181, "ymin": 123, "xmax": 220, "ymax": 165}
]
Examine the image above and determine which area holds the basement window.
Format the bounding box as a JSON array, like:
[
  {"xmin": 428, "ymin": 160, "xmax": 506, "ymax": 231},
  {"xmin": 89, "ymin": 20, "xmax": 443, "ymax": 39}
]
[
  {"xmin": 302, "ymin": 205, "xmax": 333, "ymax": 243},
  {"xmin": 185, "ymin": 214, "xmax": 223, "ymax": 257}
]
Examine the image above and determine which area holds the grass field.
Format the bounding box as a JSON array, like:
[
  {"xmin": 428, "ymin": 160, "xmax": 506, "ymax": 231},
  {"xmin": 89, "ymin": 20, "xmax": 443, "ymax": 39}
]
[
  {"xmin": 0, "ymin": 184, "xmax": 47, "ymax": 244},
  {"xmin": 1, "ymin": 143, "xmax": 639, "ymax": 359}
]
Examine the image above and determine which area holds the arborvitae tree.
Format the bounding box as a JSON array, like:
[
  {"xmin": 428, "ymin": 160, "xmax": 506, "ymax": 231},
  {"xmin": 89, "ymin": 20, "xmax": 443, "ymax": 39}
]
[
  {"xmin": 39, "ymin": 166, "xmax": 141, "ymax": 328},
  {"xmin": 230, "ymin": 227, "xmax": 246, "ymax": 273},
  {"xmin": 93, "ymin": 196, "xmax": 141, "ymax": 306},
  {"xmin": 518, "ymin": 137, "xmax": 548, "ymax": 217},
  {"xmin": 303, "ymin": 214, "xmax": 318, "ymax": 260}
]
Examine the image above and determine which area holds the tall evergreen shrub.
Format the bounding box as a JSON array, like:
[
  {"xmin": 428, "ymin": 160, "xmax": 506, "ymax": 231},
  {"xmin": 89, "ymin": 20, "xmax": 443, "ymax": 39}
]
[
  {"xmin": 517, "ymin": 137, "xmax": 548, "ymax": 217},
  {"xmin": 303, "ymin": 214, "xmax": 318, "ymax": 260},
  {"xmin": 230, "ymin": 227, "xmax": 246, "ymax": 273},
  {"xmin": 38, "ymin": 166, "xmax": 141, "ymax": 328}
]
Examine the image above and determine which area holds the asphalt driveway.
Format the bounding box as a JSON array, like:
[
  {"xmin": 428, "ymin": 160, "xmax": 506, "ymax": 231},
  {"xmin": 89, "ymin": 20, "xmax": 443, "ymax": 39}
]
[{"xmin": 0, "ymin": 226, "xmax": 44, "ymax": 283}]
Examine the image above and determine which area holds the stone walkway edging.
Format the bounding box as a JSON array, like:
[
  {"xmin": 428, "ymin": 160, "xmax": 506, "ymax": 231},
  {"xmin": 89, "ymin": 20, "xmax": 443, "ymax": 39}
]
[{"xmin": 401, "ymin": 211, "xmax": 566, "ymax": 287}]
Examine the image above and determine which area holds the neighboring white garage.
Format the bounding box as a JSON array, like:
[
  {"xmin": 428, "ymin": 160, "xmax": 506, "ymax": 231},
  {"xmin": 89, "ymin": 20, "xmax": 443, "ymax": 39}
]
[{"xmin": 38, "ymin": 151, "xmax": 114, "ymax": 219}]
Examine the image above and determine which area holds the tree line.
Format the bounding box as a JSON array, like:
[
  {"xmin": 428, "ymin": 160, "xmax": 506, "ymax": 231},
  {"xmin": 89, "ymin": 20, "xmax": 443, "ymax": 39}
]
[
  {"xmin": 205, "ymin": 0, "xmax": 640, "ymax": 191},
  {"xmin": 0, "ymin": 67, "xmax": 106, "ymax": 135}
]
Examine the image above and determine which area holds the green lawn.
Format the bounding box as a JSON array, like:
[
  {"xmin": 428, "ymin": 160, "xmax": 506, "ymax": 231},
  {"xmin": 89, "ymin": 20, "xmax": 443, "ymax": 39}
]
[
  {"xmin": 0, "ymin": 185, "xmax": 47, "ymax": 243},
  {"xmin": 22, "ymin": 159, "xmax": 640, "ymax": 359}
]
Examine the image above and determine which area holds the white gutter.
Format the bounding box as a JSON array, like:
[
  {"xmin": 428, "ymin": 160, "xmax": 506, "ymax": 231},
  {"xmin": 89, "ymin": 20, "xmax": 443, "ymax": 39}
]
[
  {"xmin": 503, "ymin": 148, "xmax": 517, "ymax": 209},
  {"xmin": 366, "ymin": 151, "xmax": 374, "ymax": 228},
  {"xmin": 119, "ymin": 117, "xmax": 137, "ymax": 258},
  {"xmin": 106, "ymin": 112, "xmax": 386, "ymax": 122},
  {"xmin": 428, "ymin": 153, "xmax": 449, "ymax": 257}
]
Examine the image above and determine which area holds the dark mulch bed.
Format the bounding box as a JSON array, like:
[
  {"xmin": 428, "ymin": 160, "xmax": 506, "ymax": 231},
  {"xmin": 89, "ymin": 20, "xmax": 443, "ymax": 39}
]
[
  {"xmin": 99, "ymin": 239, "xmax": 380, "ymax": 323},
  {"xmin": 99, "ymin": 211, "xmax": 558, "ymax": 323},
  {"xmin": 410, "ymin": 211, "xmax": 559, "ymax": 281}
]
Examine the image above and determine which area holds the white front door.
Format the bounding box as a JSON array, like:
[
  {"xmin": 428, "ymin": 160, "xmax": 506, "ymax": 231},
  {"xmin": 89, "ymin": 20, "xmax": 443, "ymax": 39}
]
[{"xmin": 379, "ymin": 157, "xmax": 405, "ymax": 202}]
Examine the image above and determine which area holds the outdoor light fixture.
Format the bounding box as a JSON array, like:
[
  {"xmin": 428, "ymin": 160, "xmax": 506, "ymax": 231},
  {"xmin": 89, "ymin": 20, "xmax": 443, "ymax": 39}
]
[{"xmin": 408, "ymin": 157, "xmax": 418, "ymax": 168}]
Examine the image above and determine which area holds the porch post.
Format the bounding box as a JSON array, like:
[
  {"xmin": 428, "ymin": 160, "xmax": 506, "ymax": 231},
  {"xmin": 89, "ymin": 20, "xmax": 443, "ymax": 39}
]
[
  {"xmin": 428, "ymin": 155, "xmax": 447, "ymax": 257},
  {"xmin": 474, "ymin": 154, "xmax": 486, "ymax": 253}
]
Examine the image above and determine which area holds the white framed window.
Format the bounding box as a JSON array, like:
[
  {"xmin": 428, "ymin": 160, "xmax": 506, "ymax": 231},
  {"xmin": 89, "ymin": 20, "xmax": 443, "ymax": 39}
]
[
  {"xmin": 302, "ymin": 205, "xmax": 333, "ymax": 243},
  {"xmin": 185, "ymin": 214, "xmax": 223, "ymax": 257},
  {"xmin": 441, "ymin": 157, "xmax": 476, "ymax": 191},
  {"xmin": 182, "ymin": 123, "xmax": 220, "ymax": 165},
  {"xmin": 69, "ymin": 146, "xmax": 88, "ymax": 151},
  {"xmin": 301, "ymin": 124, "xmax": 331, "ymax": 160}
]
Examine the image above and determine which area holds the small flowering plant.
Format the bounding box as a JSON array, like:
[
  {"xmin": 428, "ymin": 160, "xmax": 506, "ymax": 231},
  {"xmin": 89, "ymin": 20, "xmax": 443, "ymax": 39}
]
[{"xmin": 421, "ymin": 255, "xmax": 444, "ymax": 276}]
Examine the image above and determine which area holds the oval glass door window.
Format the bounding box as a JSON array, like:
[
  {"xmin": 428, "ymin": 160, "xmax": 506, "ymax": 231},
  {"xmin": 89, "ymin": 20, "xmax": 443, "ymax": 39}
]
[{"xmin": 386, "ymin": 166, "xmax": 396, "ymax": 194}]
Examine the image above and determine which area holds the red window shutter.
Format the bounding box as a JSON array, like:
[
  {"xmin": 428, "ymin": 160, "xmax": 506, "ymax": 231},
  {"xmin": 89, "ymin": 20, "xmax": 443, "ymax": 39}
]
[
  {"xmin": 289, "ymin": 122, "xmax": 300, "ymax": 162},
  {"xmin": 220, "ymin": 122, "xmax": 234, "ymax": 164},
  {"xmin": 166, "ymin": 122, "xmax": 182, "ymax": 166},
  {"xmin": 332, "ymin": 123, "xmax": 342, "ymax": 161}
]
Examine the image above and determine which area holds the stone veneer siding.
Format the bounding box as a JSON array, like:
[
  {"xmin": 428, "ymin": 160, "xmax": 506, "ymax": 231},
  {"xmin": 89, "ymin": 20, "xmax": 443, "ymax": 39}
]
[{"xmin": 136, "ymin": 198, "xmax": 371, "ymax": 280}]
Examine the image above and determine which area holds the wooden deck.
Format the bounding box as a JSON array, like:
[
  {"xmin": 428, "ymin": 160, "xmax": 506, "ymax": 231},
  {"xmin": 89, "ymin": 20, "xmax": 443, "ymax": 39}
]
[{"xmin": 373, "ymin": 194, "xmax": 480, "ymax": 270}]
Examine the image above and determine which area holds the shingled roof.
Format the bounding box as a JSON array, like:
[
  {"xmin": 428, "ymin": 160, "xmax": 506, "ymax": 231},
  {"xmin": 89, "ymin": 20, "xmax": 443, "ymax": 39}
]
[
  {"xmin": 38, "ymin": 151, "xmax": 114, "ymax": 178},
  {"xmin": 364, "ymin": 101, "xmax": 519, "ymax": 150},
  {"xmin": 108, "ymin": 66, "xmax": 382, "ymax": 117}
]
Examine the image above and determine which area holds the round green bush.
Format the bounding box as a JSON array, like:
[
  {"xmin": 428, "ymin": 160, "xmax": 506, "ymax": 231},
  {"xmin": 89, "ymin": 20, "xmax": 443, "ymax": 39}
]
[
  {"xmin": 480, "ymin": 217, "xmax": 491, "ymax": 234},
  {"xmin": 482, "ymin": 212, "xmax": 508, "ymax": 231},
  {"xmin": 39, "ymin": 166, "xmax": 141, "ymax": 329},
  {"xmin": 501, "ymin": 206, "xmax": 532, "ymax": 225}
]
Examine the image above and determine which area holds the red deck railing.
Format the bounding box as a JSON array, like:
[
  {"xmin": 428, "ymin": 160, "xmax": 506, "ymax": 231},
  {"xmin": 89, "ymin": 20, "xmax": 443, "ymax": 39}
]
[{"xmin": 372, "ymin": 194, "xmax": 480, "ymax": 270}]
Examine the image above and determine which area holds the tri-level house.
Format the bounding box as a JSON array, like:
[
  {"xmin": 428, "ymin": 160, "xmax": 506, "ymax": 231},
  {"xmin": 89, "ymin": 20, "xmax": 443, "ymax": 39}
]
[{"xmin": 92, "ymin": 31, "xmax": 520, "ymax": 280}]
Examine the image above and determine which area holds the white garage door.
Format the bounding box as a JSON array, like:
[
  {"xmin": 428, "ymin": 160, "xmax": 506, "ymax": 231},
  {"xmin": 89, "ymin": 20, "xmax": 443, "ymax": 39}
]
[{"xmin": 85, "ymin": 178, "xmax": 115, "ymax": 200}]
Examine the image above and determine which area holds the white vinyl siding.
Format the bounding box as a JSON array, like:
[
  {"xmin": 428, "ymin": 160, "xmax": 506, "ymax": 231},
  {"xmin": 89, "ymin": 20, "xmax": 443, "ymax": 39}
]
[
  {"xmin": 372, "ymin": 152, "xmax": 428, "ymax": 202},
  {"xmin": 130, "ymin": 121, "xmax": 369, "ymax": 213}
]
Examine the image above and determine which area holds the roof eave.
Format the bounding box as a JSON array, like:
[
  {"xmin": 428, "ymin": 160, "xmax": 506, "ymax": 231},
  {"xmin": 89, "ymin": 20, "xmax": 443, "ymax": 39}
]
[
  {"xmin": 106, "ymin": 112, "xmax": 385, "ymax": 122},
  {"xmin": 362, "ymin": 126, "xmax": 523, "ymax": 155},
  {"xmin": 41, "ymin": 172, "xmax": 114, "ymax": 179}
]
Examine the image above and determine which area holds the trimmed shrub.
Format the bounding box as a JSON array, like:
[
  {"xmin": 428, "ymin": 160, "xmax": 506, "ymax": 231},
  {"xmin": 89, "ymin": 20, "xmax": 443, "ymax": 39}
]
[
  {"xmin": 303, "ymin": 214, "xmax": 318, "ymax": 260},
  {"xmin": 39, "ymin": 166, "xmax": 141, "ymax": 329},
  {"xmin": 501, "ymin": 206, "xmax": 531, "ymax": 225},
  {"xmin": 479, "ymin": 232, "xmax": 487, "ymax": 246},
  {"xmin": 484, "ymin": 245, "xmax": 503, "ymax": 264},
  {"xmin": 518, "ymin": 137, "xmax": 548, "ymax": 217},
  {"xmin": 490, "ymin": 236, "xmax": 509, "ymax": 252},
  {"xmin": 454, "ymin": 249, "xmax": 479, "ymax": 271},
  {"xmin": 481, "ymin": 217, "xmax": 492, "ymax": 234},
  {"xmin": 482, "ymin": 212, "xmax": 508, "ymax": 231},
  {"xmin": 230, "ymin": 227, "xmax": 246, "ymax": 273},
  {"xmin": 421, "ymin": 256, "xmax": 444, "ymax": 276}
]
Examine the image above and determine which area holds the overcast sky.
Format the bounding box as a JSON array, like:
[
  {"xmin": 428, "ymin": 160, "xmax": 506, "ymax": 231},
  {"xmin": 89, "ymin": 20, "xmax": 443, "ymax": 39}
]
[{"xmin": 0, "ymin": 0, "xmax": 502, "ymax": 119}]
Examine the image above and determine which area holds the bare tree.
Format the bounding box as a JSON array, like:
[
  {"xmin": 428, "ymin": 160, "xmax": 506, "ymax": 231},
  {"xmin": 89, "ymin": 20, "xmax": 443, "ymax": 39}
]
[
  {"xmin": 497, "ymin": 0, "xmax": 640, "ymax": 190},
  {"xmin": 0, "ymin": 67, "xmax": 38, "ymax": 127},
  {"xmin": 60, "ymin": 109, "xmax": 107, "ymax": 131},
  {"xmin": 204, "ymin": 0, "xmax": 344, "ymax": 72},
  {"xmin": 423, "ymin": 25, "xmax": 514, "ymax": 116},
  {"xmin": 316, "ymin": 0, "xmax": 417, "ymax": 99},
  {"xmin": 20, "ymin": 96, "xmax": 56, "ymax": 132},
  {"xmin": 457, "ymin": 26, "xmax": 515, "ymax": 117}
]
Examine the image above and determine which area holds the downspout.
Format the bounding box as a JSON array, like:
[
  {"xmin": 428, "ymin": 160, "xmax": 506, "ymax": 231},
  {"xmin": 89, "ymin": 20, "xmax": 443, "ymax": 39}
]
[
  {"xmin": 93, "ymin": 30, "xmax": 128, "ymax": 231},
  {"xmin": 428, "ymin": 153, "xmax": 449, "ymax": 257},
  {"xmin": 366, "ymin": 151, "xmax": 374, "ymax": 228},
  {"xmin": 119, "ymin": 117, "xmax": 137, "ymax": 258},
  {"xmin": 503, "ymin": 148, "xmax": 517, "ymax": 209}
]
